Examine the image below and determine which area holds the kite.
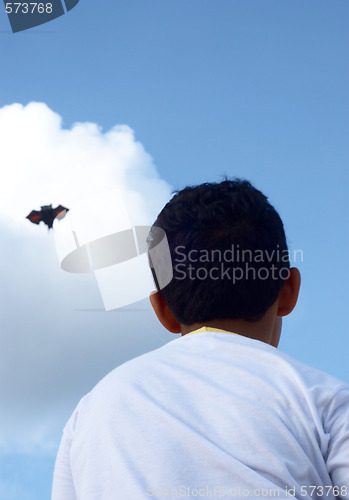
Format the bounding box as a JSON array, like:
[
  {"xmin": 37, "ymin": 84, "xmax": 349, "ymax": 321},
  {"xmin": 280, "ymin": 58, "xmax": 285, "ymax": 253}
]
[{"xmin": 26, "ymin": 205, "xmax": 69, "ymax": 229}]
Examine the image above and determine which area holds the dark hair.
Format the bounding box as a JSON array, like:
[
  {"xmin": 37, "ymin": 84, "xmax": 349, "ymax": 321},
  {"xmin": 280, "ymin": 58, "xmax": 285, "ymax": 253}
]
[{"xmin": 147, "ymin": 179, "xmax": 290, "ymax": 325}]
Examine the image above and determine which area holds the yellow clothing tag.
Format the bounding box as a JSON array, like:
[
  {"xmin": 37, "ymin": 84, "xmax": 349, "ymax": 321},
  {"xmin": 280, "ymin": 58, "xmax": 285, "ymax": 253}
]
[{"xmin": 185, "ymin": 326, "xmax": 240, "ymax": 336}]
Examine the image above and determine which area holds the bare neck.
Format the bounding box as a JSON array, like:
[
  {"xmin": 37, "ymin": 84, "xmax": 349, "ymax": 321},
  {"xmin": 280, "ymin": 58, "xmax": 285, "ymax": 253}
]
[{"xmin": 180, "ymin": 309, "xmax": 281, "ymax": 348}]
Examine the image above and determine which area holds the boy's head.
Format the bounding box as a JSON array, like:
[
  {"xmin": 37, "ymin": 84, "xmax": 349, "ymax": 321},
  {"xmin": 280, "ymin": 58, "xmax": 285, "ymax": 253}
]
[{"xmin": 147, "ymin": 179, "xmax": 300, "ymax": 340}]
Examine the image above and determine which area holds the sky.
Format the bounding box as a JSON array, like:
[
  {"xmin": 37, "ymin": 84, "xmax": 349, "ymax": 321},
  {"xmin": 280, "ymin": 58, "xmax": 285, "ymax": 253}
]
[{"xmin": 0, "ymin": 1, "xmax": 348, "ymax": 499}]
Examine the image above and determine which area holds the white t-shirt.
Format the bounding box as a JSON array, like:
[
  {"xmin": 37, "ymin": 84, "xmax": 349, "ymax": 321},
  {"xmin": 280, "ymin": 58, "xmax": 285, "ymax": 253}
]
[{"xmin": 52, "ymin": 329, "xmax": 349, "ymax": 499}]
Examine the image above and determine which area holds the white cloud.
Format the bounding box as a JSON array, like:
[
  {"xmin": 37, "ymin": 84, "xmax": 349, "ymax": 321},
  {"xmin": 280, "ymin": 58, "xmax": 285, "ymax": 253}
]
[
  {"xmin": 0, "ymin": 101, "xmax": 170, "ymax": 229},
  {"xmin": 0, "ymin": 102, "xmax": 174, "ymax": 453}
]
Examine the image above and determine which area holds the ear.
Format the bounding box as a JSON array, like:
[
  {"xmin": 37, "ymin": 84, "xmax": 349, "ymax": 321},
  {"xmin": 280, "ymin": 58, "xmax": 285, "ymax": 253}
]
[
  {"xmin": 149, "ymin": 291, "xmax": 182, "ymax": 334},
  {"xmin": 276, "ymin": 267, "xmax": 301, "ymax": 317}
]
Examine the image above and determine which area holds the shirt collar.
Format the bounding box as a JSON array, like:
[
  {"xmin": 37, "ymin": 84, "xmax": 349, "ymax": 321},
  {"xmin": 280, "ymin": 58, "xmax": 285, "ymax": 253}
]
[{"xmin": 184, "ymin": 326, "xmax": 240, "ymax": 336}]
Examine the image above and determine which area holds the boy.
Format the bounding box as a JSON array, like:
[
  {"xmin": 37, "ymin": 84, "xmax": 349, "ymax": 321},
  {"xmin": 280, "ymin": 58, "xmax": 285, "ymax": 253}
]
[{"xmin": 52, "ymin": 179, "xmax": 349, "ymax": 499}]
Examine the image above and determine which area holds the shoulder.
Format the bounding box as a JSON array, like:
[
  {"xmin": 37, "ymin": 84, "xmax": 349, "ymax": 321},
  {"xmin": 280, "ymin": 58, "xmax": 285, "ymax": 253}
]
[
  {"xmin": 190, "ymin": 331, "xmax": 349, "ymax": 410},
  {"xmin": 67, "ymin": 332, "xmax": 349, "ymax": 431},
  {"xmin": 71, "ymin": 336, "xmax": 181, "ymax": 411}
]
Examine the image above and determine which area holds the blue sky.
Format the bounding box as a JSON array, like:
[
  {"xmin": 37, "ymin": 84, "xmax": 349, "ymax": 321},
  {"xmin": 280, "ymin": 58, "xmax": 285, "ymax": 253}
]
[{"xmin": 0, "ymin": 1, "xmax": 348, "ymax": 499}]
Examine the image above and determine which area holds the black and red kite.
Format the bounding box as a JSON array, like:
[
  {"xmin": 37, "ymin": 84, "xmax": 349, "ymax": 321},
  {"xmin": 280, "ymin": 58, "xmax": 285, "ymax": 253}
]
[{"xmin": 26, "ymin": 205, "xmax": 69, "ymax": 229}]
